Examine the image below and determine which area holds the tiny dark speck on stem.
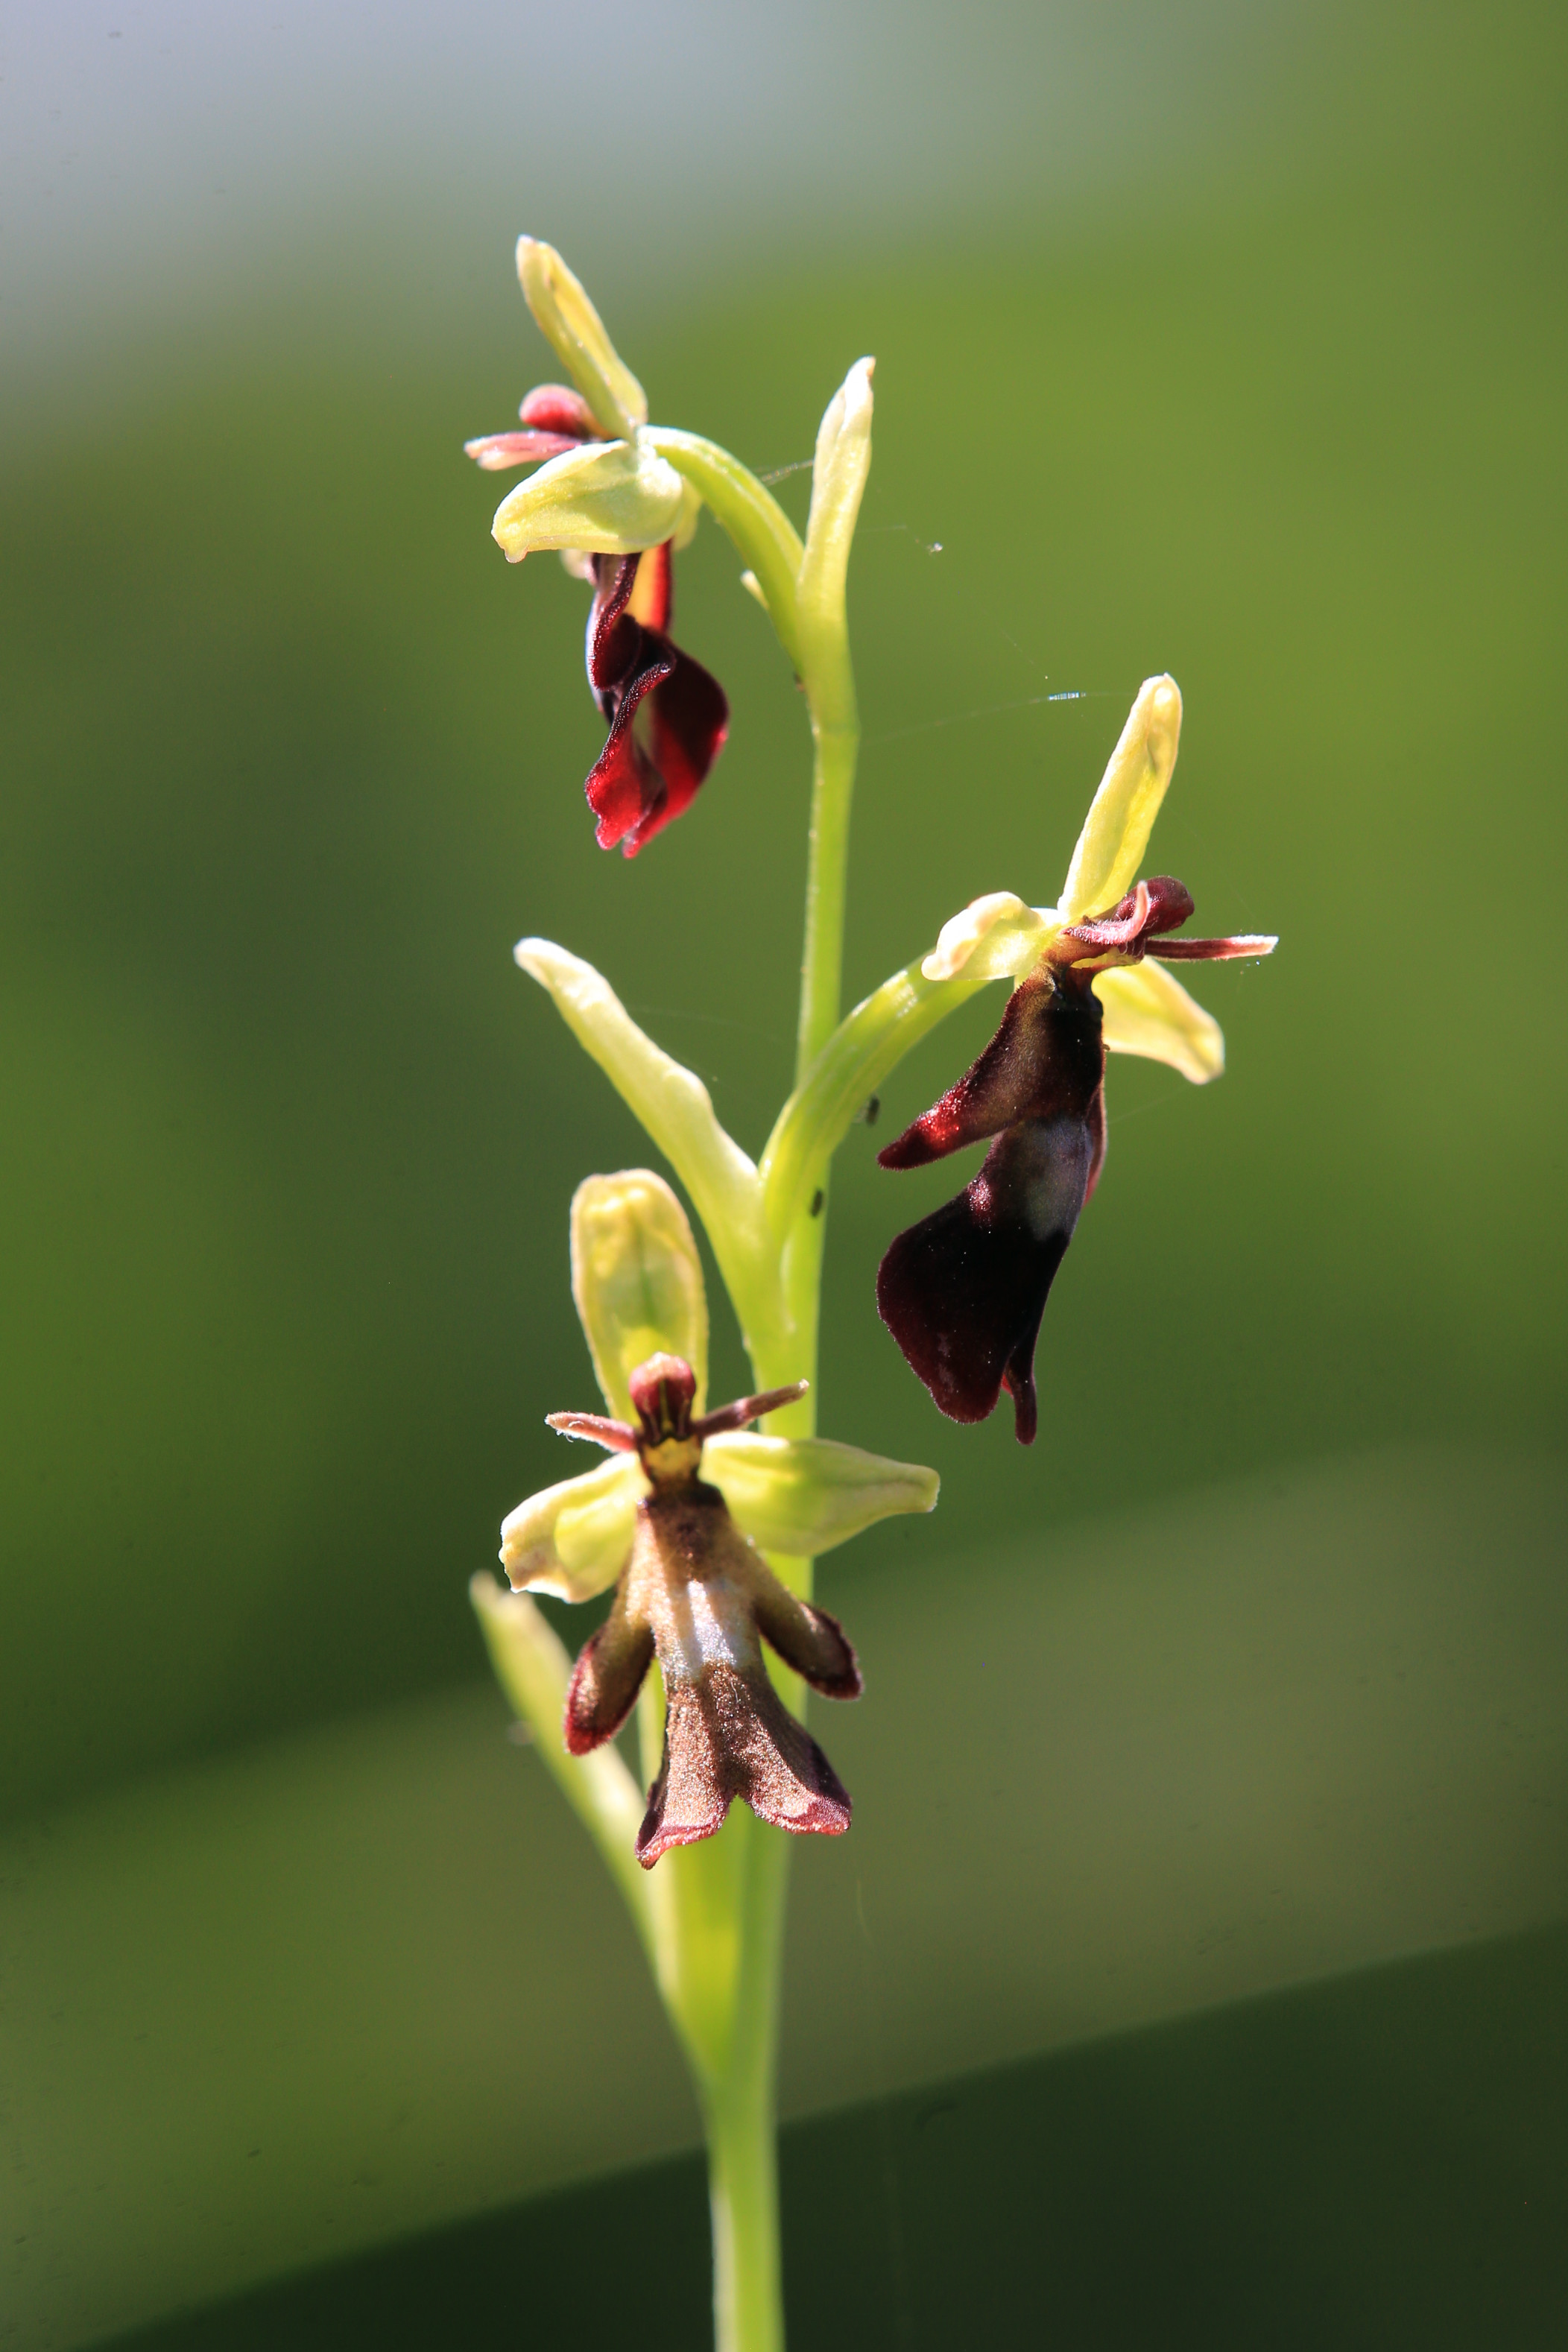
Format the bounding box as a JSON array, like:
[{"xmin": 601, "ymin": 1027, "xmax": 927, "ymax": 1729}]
[{"xmin": 809, "ymin": 1189, "xmax": 824, "ymax": 1216}]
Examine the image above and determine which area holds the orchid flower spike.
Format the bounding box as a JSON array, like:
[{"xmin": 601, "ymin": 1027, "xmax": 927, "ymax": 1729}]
[
  {"xmin": 502, "ymin": 1172, "xmax": 938, "ymax": 1863},
  {"xmin": 877, "ymin": 677, "xmax": 1277, "ymax": 1445},
  {"xmin": 464, "ymin": 239, "xmax": 727, "ymax": 857}
]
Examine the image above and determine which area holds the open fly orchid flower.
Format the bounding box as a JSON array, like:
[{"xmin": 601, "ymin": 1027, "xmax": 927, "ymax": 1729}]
[
  {"xmin": 464, "ymin": 241, "xmax": 727, "ymax": 857},
  {"xmin": 500, "ymin": 1171, "xmax": 938, "ymax": 1864},
  {"xmin": 877, "ymin": 676, "xmax": 1277, "ymax": 1445},
  {"xmin": 543, "ymin": 1355, "xmax": 863, "ymax": 1866}
]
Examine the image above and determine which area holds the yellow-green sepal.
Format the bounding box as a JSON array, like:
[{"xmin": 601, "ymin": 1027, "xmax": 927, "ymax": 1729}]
[
  {"xmin": 1059, "ymin": 675, "xmax": 1183, "ymax": 920},
  {"xmin": 514, "ymin": 938, "xmax": 776, "ymax": 1350},
  {"xmin": 1094, "ymin": 958, "xmax": 1224, "ymax": 1083},
  {"xmin": 515, "ymin": 238, "xmax": 648, "ymax": 442},
  {"xmin": 499, "ymin": 1452, "xmax": 644, "ymax": 1602},
  {"xmin": 704, "ymin": 1432, "xmax": 938, "ymax": 1558},
  {"xmin": 571, "ymin": 1171, "xmax": 709, "ymax": 1423},
  {"xmin": 490, "ymin": 437, "xmax": 684, "ymax": 563},
  {"xmin": 920, "ymin": 891, "xmax": 1057, "ymax": 983}
]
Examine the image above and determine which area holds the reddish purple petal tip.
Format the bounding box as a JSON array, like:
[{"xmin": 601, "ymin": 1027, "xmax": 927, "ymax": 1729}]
[
  {"xmin": 636, "ymin": 1663, "xmax": 852, "ymax": 1868},
  {"xmin": 519, "ymin": 384, "xmax": 601, "ymax": 438},
  {"xmin": 463, "ymin": 429, "xmax": 584, "ymax": 471}
]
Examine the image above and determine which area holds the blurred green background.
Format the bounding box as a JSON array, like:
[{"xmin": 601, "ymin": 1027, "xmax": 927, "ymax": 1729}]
[{"xmin": 2, "ymin": 1, "xmax": 1564, "ymax": 2345}]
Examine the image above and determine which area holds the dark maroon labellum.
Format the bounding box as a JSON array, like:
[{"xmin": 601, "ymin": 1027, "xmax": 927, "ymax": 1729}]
[
  {"xmin": 584, "ymin": 548, "xmax": 729, "ymax": 857},
  {"xmin": 877, "ymin": 971, "xmax": 1105, "ymax": 1444}
]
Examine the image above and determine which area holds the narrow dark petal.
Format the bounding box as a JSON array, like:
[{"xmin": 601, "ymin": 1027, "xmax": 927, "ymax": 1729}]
[
  {"xmin": 546, "ymin": 1411, "xmax": 639, "ymax": 1452},
  {"xmin": 463, "ymin": 429, "xmax": 582, "ymax": 470},
  {"xmin": 1146, "ymin": 932, "xmax": 1279, "ymax": 960},
  {"xmin": 519, "ymin": 384, "xmax": 601, "ymax": 437},
  {"xmin": 1060, "ymin": 878, "xmax": 1155, "ymax": 953},
  {"xmin": 877, "ymin": 1109, "xmax": 1098, "ymax": 1444},
  {"xmin": 745, "ymin": 1569, "xmax": 863, "ymax": 1698},
  {"xmin": 879, "ymin": 971, "xmax": 1102, "ymax": 1170},
  {"xmin": 689, "ymin": 1380, "xmax": 809, "ymax": 1441},
  {"xmin": 586, "ymin": 553, "xmax": 645, "ymax": 699},
  {"xmin": 563, "ymin": 1590, "xmax": 655, "ymax": 1754},
  {"xmin": 1057, "ymin": 875, "xmax": 1196, "ymax": 959},
  {"xmin": 636, "ymin": 1663, "xmax": 851, "ymax": 1868}
]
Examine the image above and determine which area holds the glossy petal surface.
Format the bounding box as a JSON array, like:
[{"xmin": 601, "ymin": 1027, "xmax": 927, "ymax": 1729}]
[
  {"xmin": 877, "ymin": 1111, "xmax": 1100, "ymax": 1444},
  {"xmin": 583, "ymin": 549, "xmax": 729, "ymax": 856}
]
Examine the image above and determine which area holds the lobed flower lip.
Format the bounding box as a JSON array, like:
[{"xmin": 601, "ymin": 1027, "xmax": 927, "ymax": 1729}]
[{"xmin": 877, "ymin": 677, "xmax": 1277, "ymax": 1445}]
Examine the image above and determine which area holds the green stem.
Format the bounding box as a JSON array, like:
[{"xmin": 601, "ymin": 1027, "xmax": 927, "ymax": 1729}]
[
  {"xmin": 644, "ymin": 426, "xmax": 805, "ymax": 673},
  {"xmin": 695, "ymin": 630, "xmax": 862, "ymax": 2348},
  {"xmin": 796, "ymin": 724, "xmax": 861, "ymax": 1082},
  {"xmin": 705, "ymin": 1825, "xmax": 791, "ymax": 2352}
]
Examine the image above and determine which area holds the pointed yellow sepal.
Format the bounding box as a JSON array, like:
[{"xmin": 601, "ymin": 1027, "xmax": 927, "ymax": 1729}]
[
  {"xmin": 1059, "ymin": 675, "xmax": 1183, "ymax": 921},
  {"xmin": 515, "ymin": 238, "xmax": 648, "ymax": 443},
  {"xmin": 1093, "ymin": 959, "xmax": 1225, "ymax": 1084}
]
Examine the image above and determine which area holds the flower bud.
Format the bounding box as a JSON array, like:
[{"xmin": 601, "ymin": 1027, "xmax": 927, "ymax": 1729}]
[
  {"xmin": 490, "ymin": 437, "xmax": 685, "ymax": 564},
  {"xmin": 516, "ymin": 238, "xmax": 648, "ymax": 443},
  {"xmin": 798, "ymin": 357, "xmax": 875, "ymax": 637},
  {"xmin": 570, "ymin": 1172, "xmax": 709, "ymax": 1426}
]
